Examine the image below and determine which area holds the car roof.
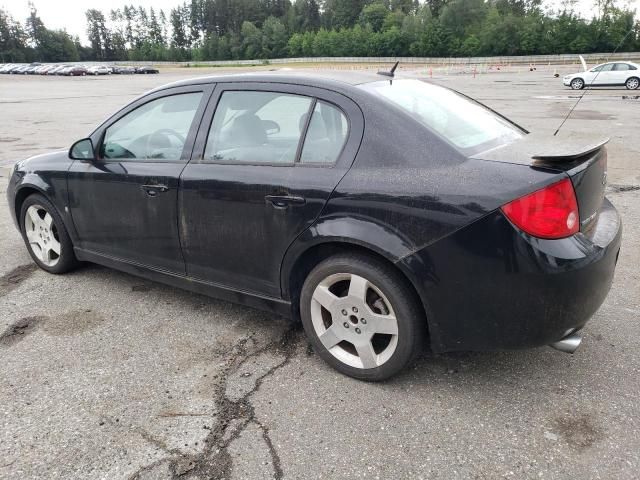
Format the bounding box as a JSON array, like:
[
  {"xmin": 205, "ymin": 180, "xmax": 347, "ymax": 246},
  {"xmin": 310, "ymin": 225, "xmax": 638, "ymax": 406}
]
[
  {"xmin": 595, "ymin": 60, "xmax": 638, "ymax": 66},
  {"xmin": 154, "ymin": 71, "xmax": 386, "ymax": 94}
]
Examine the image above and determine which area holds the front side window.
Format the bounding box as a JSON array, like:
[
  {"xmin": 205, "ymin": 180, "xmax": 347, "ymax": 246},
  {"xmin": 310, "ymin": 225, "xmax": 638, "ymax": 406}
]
[
  {"xmin": 101, "ymin": 92, "xmax": 203, "ymax": 161},
  {"xmin": 204, "ymin": 91, "xmax": 312, "ymax": 164},
  {"xmin": 359, "ymin": 79, "xmax": 523, "ymax": 154},
  {"xmin": 299, "ymin": 101, "xmax": 348, "ymax": 164}
]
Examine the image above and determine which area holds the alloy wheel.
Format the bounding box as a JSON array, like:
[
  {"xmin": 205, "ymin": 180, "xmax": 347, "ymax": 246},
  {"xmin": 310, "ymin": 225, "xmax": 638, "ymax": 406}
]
[
  {"xmin": 310, "ymin": 273, "xmax": 399, "ymax": 369},
  {"xmin": 24, "ymin": 205, "xmax": 61, "ymax": 267},
  {"xmin": 626, "ymin": 78, "xmax": 639, "ymax": 90},
  {"xmin": 570, "ymin": 78, "xmax": 584, "ymax": 90}
]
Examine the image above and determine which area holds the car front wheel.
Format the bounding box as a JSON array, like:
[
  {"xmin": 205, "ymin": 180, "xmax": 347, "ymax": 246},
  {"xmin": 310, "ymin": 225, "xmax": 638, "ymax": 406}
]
[
  {"xmin": 300, "ymin": 253, "xmax": 425, "ymax": 381},
  {"xmin": 626, "ymin": 77, "xmax": 639, "ymax": 90},
  {"xmin": 20, "ymin": 194, "xmax": 79, "ymax": 274},
  {"xmin": 570, "ymin": 78, "xmax": 585, "ymax": 90}
]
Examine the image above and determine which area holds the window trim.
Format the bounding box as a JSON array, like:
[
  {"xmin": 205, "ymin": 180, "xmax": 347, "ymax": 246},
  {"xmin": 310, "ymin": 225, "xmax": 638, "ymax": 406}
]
[{"xmin": 194, "ymin": 83, "xmax": 353, "ymax": 169}]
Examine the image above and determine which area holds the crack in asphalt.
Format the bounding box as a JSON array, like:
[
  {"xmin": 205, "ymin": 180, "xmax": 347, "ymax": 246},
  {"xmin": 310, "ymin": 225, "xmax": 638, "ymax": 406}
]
[
  {"xmin": 607, "ymin": 184, "xmax": 640, "ymax": 193},
  {"xmin": 129, "ymin": 323, "xmax": 302, "ymax": 480}
]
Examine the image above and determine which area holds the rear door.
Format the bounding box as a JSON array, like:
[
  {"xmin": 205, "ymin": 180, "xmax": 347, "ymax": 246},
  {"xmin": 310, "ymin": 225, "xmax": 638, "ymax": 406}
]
[
  {"xmin": 612, "ymin": 63, "xmax": 636, "ymax": 85},
  {"xmin": 179, "ymin": 82, "xmax": 363, "ymax": 297},
  {"xmin": 67, "ymin": 85, "xmax": 212, "ymax": 273}
]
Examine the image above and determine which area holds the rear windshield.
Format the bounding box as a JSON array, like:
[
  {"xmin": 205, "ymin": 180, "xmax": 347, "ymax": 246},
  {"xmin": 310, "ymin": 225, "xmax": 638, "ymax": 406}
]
[{"xmin": 359, "ymin": 79, "xmax": 524, "ymax": 154}]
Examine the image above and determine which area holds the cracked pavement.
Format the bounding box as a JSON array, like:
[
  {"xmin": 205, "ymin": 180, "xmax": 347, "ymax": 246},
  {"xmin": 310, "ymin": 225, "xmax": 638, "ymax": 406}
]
[{"xmin": 1, "ymin": 68, "xmax": 639, "ymax": 479}]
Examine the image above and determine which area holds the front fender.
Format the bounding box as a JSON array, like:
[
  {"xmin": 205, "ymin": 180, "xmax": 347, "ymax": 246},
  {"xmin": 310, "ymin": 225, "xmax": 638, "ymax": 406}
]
[
  {"xmin": 11, "ymin": 174, "xmax": 57, "ymax": 227},
  {"xmin": 8, "ymin": 150, "xmax": 75, "ymax": 239}
]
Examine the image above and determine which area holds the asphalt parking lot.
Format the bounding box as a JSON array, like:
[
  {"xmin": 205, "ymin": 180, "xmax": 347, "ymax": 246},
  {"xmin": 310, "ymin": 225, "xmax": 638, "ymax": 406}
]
[{"xmin": 1, "ymin": 66, "xmax": 639, "ymax": 479}]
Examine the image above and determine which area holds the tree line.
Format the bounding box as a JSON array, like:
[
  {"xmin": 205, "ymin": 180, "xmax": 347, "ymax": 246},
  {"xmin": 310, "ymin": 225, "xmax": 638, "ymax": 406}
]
[{"xmin": 1, "ymin": 0, "xmax": 638, "ymax": 63}]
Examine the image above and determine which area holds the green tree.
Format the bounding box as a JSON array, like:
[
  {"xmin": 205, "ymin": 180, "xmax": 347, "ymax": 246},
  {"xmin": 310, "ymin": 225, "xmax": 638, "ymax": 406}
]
[
  {"xmin": 324, "ymin": 0, "xmax": 367, "ymax": 29},
  {"xmin": 0, "ymin": 8, "xmax": 28, "ymax": 62},
  {"xmin": 85, "ymin": 9, "xmax": 111, "ymax": 60},
  {"xmin": 261, "ymin": 16, "xmax": 288, "ymax": 57},
  {"xmin": 149, "ymin": 7, "xmax": 165, "ymax": 45},
  {"xmin": 360, "ymin": 3, "xmax": 389, "ymax": 32},
  {"xmin": 241, "ymin": 21, "xmax": 262, "ymax": 58}
]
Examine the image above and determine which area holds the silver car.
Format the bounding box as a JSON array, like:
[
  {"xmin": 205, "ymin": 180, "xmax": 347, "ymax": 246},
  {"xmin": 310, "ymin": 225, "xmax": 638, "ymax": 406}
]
[{"xmin": 563, "ymin": 61, "xmax": 640, "ymax": 90}]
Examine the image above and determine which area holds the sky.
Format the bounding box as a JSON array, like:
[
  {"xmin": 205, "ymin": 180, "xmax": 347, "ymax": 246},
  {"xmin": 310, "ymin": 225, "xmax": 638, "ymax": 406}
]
[{"xmin": 0, "ymin": 0, "xmax": 636, "ymax": 44}]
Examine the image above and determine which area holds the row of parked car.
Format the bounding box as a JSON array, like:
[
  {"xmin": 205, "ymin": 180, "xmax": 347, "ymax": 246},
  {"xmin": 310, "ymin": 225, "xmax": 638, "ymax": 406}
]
[{"xmin": 0, "ymin": 63, "xmax": 160, "ymax": 76}]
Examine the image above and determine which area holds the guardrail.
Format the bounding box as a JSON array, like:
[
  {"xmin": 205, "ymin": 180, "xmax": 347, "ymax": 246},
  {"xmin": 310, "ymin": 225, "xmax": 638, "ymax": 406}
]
[{"xmin": 111, "ymin": 52, "xmax": 640, "ymax": 67}]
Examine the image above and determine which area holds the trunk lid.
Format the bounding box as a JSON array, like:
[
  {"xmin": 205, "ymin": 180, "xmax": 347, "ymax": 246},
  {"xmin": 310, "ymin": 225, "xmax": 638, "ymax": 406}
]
[{"xmin": 473, "ymin": 133, "xmax": 609, "ymax": 232}]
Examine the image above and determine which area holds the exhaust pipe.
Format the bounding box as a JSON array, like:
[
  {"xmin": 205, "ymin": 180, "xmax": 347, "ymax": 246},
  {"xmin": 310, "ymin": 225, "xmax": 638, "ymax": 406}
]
[{"xmin": 550, "ymin": 332, "xmax": 582, "ymax": 354}]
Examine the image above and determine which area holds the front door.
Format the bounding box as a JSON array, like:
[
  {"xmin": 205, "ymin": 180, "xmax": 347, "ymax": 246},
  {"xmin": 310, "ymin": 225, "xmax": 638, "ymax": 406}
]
[
  {"xmin": 591, "ymin": 63, "xmax": 615, "ymax": 85},
  {"xmin": 67, "ymin": 86, "xmax": 210, "ymax": 273},
  {"xmin": 179, "ymin": 83, "xmax": 363, "ymax": 297}
]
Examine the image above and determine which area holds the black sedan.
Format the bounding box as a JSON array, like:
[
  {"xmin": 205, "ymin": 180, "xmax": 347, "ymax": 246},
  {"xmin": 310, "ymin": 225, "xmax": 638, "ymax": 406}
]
[
  {"xmin": 136, "ymin": 66, "xmax": 159, "ymax": 74},
  {"xmin": 7, "ymin": 73, "xmax": 621, "ymax": 380}
]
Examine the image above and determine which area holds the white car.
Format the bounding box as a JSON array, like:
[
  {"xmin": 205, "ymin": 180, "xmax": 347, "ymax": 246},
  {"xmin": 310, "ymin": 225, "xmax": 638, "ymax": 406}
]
[
  {"xmin": 563, "ymin": 60, "xmax": 640, "ymax": 90},
  {"xmin": 88, "ymin": 65, "xmax": 111, "ymax": 76}
]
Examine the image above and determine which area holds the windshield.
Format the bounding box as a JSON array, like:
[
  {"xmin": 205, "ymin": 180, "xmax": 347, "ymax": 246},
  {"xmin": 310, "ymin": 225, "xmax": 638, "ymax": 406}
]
[{"xmin": 359, "ymin": 79, "xmax": 524, "ymax": 154}]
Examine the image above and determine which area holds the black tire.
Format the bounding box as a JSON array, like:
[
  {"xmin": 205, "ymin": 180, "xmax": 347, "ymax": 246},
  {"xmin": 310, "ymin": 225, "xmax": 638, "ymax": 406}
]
[
  {"xmin": 570, "ymin": 78, "xmax": 585, "ymax": 90},
  {"xmin": 19, "ymin": 193, "xmax": 79, "ymax": 274},
  {"xmin": 300, "ymin": 253, "xmax": 425, "ymax": 381},
  {"xmin": 625, "ymin": 77, "xmax": 639, "ymax": 90}
]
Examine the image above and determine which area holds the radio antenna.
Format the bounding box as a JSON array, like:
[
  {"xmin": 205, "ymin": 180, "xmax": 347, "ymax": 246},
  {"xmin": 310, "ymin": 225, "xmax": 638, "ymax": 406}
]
[
  {"xmin": 377, "ymin": 61, "xmax": 399, "ymax": 78},
  {"xmin": 553, "ymin": 25, "xmax": 636, "ymax": 136}
]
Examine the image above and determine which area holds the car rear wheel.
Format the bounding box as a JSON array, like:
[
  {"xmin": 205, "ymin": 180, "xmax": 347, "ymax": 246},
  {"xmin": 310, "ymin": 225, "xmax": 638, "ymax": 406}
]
[
  {"xmin": 626, "ymin": 77, "xmax": 639, "ymax": 90},
  {"xmin": 20, "ymin": 194, "xmax": 79, "ymax": 274},
  {"xmin": 300, "ymin": 254, "xmax": 425, "ymax": 381},
  {"xmin": 570, "ymin": 78, "xmax": 585, "ymax": 90}
]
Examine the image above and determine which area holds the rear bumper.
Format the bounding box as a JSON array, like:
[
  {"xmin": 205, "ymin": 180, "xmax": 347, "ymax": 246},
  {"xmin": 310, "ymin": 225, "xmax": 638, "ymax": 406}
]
[{"xmin": 400, "ymin": 197, "xmax": 621, "ymax": 353}]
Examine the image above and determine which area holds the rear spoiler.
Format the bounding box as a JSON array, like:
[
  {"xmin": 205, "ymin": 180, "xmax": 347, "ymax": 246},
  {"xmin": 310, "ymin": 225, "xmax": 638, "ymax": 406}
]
[
  {"xmin": 530, "ymin": 135, "xmax": 609, "ymax": 162},
  {"xmin": 473, "ymin": 133, "xmax": 609, "ymax": 166}
]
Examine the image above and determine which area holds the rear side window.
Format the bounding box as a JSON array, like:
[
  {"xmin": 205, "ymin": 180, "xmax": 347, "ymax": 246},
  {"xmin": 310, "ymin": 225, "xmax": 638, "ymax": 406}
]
[
  {"xmin": 614, "ymin": 63, "xmax": 635, "ymax": 71},
  {"xmin": 299, "ymin": 101, "xmax": 348, "ymax": 164},
  {"xmin": 359, "ymin": 79, "xmax": 523, "ymax": 154},
  {"xmin": 204, "ymin": 91, "xmax": 312, "ymax": 164}
]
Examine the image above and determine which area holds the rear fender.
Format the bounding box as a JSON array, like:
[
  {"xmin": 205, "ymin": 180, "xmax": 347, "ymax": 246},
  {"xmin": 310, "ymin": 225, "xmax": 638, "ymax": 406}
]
[
  {"xmin": 281, "ymin": 215, "xmax": 415, "ymax": 290},
  {"xmin": 280, "ymin": 214, "xmax": 442, "ymax": 349}
]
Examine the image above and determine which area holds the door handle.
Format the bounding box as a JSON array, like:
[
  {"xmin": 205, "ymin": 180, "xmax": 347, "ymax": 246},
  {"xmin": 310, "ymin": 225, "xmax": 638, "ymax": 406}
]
[
  {"xmin": 265, "ymin": 194, "xmax": 306, "ymax": 209},
  {"xmin": 141, "ymin": 184, "xmax": 169, "ymax": 197}
]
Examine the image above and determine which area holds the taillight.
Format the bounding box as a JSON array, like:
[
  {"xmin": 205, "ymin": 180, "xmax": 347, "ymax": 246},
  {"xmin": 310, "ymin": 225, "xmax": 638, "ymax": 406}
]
[{"xmin": 501, "ymin": 178, "xmax": 579, "ymax": 239}]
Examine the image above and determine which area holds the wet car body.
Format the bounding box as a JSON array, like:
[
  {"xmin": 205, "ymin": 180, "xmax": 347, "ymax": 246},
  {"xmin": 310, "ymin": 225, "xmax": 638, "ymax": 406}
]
[{"xmin": 6, "ymin": 73, "xmax": 621, "ymax": 355}]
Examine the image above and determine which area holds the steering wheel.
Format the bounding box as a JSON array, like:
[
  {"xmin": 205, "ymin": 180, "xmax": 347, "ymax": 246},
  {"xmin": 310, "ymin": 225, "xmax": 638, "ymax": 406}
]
[{"xmin": 145, "ymin": 128, "xmax": 186, "ymax": 158}]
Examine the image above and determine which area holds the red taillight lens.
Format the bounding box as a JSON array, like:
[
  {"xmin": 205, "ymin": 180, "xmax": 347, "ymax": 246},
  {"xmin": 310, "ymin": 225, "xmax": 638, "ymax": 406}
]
[{"xmin": 501, "ymin": 178, "xmax": 579, "ymax": 239}]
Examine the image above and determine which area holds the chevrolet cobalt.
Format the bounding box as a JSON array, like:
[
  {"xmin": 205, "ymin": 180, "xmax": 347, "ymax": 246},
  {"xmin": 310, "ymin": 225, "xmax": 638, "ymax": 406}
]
[{"xmin": 7, "ymin": 73, "xmax": 621, "ymax": 380}]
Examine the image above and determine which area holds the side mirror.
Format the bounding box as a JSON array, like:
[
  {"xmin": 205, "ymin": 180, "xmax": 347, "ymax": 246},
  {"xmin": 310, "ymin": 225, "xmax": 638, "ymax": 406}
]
[{"xmin": 69, "ymin": 138, "xmax": 95, "ymax": 161}]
